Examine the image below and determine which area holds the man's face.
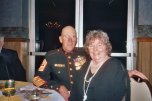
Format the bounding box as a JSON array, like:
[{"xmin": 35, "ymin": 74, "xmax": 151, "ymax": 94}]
[
  {"xmin": 0, "ymin": 37, "xmax": 4, "ymax": 49},
  {"xmin": 59, "ymin": 26, "xmax": 77, "ymax": 53}
]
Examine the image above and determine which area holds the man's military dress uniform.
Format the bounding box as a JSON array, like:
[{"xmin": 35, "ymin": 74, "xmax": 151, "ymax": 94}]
[{"xmin": 33, "ymin": 47, "xmax": 88, "ymax": 91}]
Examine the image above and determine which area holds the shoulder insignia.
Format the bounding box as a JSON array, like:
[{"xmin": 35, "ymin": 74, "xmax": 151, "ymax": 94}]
[
  {"xmin": 33, "ymin": 76, "xmax": 46, "ymax": 87},
  {"xmin": 38, "ymin": 59, "xmax": 47, "ymax": 71},
  {"xmin": 54, "ymin": 64, "xmax": 65, "ymax": 68}
]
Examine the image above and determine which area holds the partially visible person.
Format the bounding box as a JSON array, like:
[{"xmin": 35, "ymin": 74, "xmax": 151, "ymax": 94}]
[
  {"xmin": 0, "ymin": 34, "xmax": 26, "ymax": 81},
  {"xmin": 33, "ymin": 26, "xmax": 88, "ymax": 101},
  {"xmin": 0, "ymin": 54, "xmax": 10, "ymax": 79},
  {"xmin": 70, "ymin": 30, "xmax": 130, "ymax": 101}
]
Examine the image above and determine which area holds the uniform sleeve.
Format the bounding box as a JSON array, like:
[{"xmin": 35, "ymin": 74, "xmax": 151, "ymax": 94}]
[{"xmin": 33, "ymin": 58, "xmax": 61, "ymax": 91}]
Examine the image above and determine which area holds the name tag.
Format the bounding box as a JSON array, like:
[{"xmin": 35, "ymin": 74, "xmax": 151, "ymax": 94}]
[{"xmin": 54, "ymin": 64, "xmax": 65, "ymax": 68}]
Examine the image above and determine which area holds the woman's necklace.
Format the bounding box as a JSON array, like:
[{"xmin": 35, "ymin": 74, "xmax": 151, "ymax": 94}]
[
  {"xmin": 83, "ymin": 57, "xmax": 109, "ymax": 101},
  {"xmin": 83, "ymin": 61, "xmax": 103, "ymax": 101}
]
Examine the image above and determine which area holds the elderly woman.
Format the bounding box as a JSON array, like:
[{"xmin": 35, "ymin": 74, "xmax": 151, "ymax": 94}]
[{"xmin": 70, "ymin": 30, "xmax": 130, "ymax": 101}]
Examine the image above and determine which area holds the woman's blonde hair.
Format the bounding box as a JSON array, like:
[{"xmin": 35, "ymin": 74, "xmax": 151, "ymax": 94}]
[{"xmin": 84, "ymin": 30, "xmax": 112, "ymax": 56}]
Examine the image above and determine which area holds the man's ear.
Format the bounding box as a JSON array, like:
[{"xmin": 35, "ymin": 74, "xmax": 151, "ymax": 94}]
[{"xmin": 59, "ymin": 36, "xmax": 62, "ymax": 43}]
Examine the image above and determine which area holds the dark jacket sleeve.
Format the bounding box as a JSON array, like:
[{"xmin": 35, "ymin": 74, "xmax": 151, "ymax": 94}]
[
  {"xmin": 0, "ymin": 54, "xmax": 10, "ymax": 80},
  {"xmin": 11, "ymin": 51, "xmax": 26, "ymax": 81},
  {"xmin": 1, "ymin": 48, "xmax": 26, "ymax": 81}
]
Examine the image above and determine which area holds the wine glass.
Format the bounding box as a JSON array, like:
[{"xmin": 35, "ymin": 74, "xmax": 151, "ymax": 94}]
[{"xmin": 2, "ymin": 79, "xmax": 16, "ymax": 101}]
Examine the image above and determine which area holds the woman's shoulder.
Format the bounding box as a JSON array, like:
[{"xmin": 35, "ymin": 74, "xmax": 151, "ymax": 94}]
[
  {"xmin": 108, "ymin": 57, "xmax": 123, "ymax": 65},
  {"xmin": 106, "ymin": 57, "xmax": 126, "ymax": 70}
]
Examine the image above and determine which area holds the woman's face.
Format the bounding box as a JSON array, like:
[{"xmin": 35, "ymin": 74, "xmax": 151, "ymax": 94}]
[{"xmin": 88, "ymin": 38, "xmax": 107, "ymax": 62}]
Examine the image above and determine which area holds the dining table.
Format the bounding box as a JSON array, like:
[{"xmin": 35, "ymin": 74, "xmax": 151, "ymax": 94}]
[{"xmin": 0, "ymin": 80, "xmax": 65, "ymax": 101}]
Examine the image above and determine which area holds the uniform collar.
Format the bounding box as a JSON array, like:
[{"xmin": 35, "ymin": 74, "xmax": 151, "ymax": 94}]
[{"xmin": 60, "ymin": 47, "xmax": 76, "ymax": 55}]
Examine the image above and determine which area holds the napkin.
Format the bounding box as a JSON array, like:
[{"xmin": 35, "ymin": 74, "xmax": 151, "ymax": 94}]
[{"xmin": 18, "ymin": 84, "xmax": 37, "ymax": 92}]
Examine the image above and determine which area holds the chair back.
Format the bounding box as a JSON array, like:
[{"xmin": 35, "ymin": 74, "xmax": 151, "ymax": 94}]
[{"xmin": 130, "ymin": 76, "xmax": 152, "ymax": 101}]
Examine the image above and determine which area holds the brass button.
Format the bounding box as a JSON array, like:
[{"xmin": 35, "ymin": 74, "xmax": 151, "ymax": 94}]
[
  {"xmin": 68, "ymin": 56, "xmax": 71, "ymax": 59},
  {"xmin": 70, "ymin": 81, "xmax": 74, "ymax": 84},
  {"xmin": 69, "ymin": 62, "xmax": 72, "ymax": 65},
  {"xmin": 56, "ymin": 87, "xmax": 59, "ymax": 90}
]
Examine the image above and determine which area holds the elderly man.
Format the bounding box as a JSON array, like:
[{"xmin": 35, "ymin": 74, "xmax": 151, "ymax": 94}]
[
  {"xmin": 0, "ymin": 34, "xmax": 26, "ymax": 81},
  {"xmin": 33, "ymin": 26, "xmax": 88, "ymax": 101}
]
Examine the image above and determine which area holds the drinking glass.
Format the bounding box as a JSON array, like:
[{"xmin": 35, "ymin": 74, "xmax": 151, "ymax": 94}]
[{"xmin": 2, "ymin": 79, "xmax": 16, "ymax": 101}]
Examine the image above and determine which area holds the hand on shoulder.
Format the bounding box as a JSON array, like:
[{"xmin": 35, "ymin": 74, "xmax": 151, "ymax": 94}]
[{"xmin": 128, "ymin": 70, "xmax": 148, "ymax": 80}]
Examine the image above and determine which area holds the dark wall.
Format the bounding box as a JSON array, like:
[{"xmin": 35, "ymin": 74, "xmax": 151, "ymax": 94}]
[{"xmin": 0, "ymin": 0, "xmax": 28, "ymax": 38}]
